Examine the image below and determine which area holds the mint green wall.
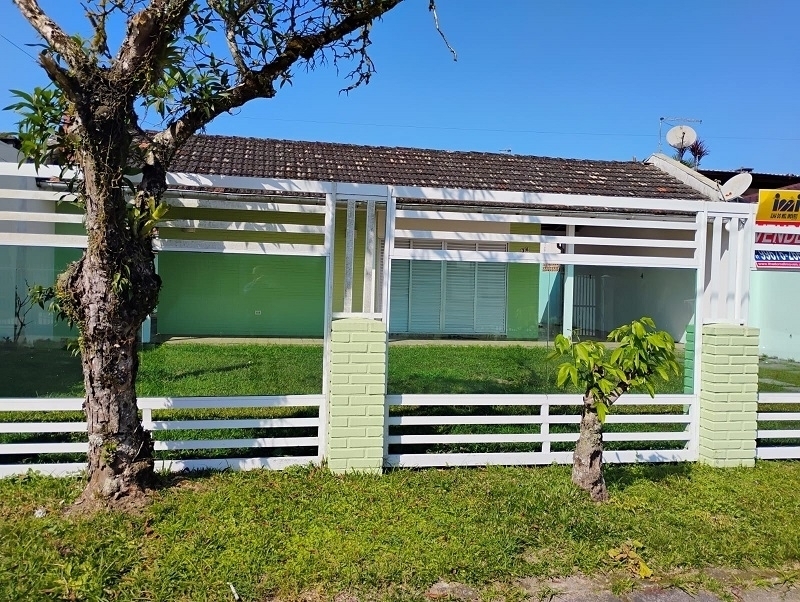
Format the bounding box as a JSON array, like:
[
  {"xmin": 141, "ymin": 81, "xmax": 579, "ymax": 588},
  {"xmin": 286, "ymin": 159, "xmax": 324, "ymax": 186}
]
[
  {"xmin": 506, "ymin": 223, "xmax": 540, "ymax": 339},
  {"xmin": 157, "ymin": 253, "xmax": 326, "ymax": 336},
  {"xmin": 156, "ymin": 206, "xmax": 360, "ymax": 334},
  {"xmin": 750, "ymin": 270, "xmax": 800, "ymax": 360}
]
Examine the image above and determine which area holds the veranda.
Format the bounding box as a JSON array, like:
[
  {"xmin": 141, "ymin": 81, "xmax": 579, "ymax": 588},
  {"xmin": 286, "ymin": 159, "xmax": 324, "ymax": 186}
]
[{"xmin": 0, "ymin": 160, "xmax": 797, "ymax": 475}]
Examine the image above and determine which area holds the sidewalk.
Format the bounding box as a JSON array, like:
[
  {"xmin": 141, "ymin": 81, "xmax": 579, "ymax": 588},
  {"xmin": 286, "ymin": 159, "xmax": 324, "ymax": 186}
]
[{"xmin": 424, "ymin": 575, "xmax": 800, "ymax": 602}]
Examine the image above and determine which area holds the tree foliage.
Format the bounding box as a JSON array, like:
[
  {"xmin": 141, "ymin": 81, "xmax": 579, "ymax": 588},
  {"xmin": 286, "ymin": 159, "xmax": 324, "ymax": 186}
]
[
  {"xmin": 548, "ymin": 317, "xmax": 680, "ymax": 501},
  {"xmin": 549, "ymin": 317, "xmax": 680, "ymax": 415}
]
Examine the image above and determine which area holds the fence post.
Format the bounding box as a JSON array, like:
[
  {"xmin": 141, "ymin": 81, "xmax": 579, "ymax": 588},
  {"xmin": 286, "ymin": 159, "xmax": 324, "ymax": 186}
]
[
  {"xmin": 698, "ymin": 323, "xmax": 759, "ymax": 467},
  {"xmin": 326, "ymin": 317, "xmax": 387, "ymax": 474}
]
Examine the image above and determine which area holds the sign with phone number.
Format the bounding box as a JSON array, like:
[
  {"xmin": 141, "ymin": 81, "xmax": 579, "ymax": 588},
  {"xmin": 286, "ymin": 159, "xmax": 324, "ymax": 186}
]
[{"xmin": 755, "ymin": 249, "xmax": 800, "ymax": 269}]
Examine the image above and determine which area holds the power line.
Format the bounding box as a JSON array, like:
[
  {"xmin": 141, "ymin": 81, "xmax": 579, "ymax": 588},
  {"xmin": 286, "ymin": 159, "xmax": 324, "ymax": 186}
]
[
  {"xmin": 234, "ymin": 115, "xmax": 800, "ymax": 142},
  {"xmin": 0, "ymin": 33, "xmax": 38, "ymax": 62}
]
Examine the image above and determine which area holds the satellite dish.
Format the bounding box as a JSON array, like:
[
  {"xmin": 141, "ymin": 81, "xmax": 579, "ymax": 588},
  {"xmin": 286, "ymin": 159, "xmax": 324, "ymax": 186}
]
[
  {"xmin": 719, "ymin": 172, "xmax": 753, "ymax": 201},
  {"xmin": 666, "ymin": 125, "xmax": 697, "ymax": 150}
]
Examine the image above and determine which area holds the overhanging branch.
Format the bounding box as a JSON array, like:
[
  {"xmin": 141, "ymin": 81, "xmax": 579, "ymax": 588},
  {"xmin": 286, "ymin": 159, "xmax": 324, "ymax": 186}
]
[
  {"xmin": 12, "ymin": 0, "xmax": 88, "ymax": 73},
  {"xmin": 113, "ymin": 0, "xmax": 195, "ymax": 85},
  {"xmin": 153, "ymin": 0, "xmax": 404, "ymax": 157}
]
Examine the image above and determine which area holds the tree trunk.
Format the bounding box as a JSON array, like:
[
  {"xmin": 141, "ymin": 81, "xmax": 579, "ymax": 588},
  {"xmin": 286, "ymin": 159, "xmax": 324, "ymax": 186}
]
[
  {"xmin": 571, "ymin": 395, "xmax": 608, "ymax": 502},
  {"xmin": 61, "ymin": 119, "xmax": 163, "ymax": 511}
]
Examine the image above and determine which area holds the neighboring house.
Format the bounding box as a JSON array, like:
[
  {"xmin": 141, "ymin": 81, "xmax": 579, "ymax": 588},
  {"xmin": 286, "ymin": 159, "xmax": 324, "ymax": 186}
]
[
  {"xmin": 659, "ymin": 156, "xmax": 800, "ymax": 360},
  {"xmin": 700, "ymin": 168, "xmax": 800, "ymax": 201}
]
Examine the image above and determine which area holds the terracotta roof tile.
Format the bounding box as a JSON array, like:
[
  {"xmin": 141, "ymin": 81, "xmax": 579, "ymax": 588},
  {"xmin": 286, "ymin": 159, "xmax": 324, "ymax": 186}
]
[{"xmin": 171, "ymin": 134, "xmax": 707, "ymax": 201}]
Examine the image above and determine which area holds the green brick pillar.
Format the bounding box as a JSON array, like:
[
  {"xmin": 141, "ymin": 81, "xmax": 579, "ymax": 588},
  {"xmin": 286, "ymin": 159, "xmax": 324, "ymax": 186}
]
[
  {"xmin": 326, "ymin": 318, "xmax": 387, "ymax": 474},
  {"xmin": 683, "ymin": 324, "xmax": 695, "ymax": 394},
  {"xmin": 698, "ymin": 324, "xmax": 759, "ymax": 468}
]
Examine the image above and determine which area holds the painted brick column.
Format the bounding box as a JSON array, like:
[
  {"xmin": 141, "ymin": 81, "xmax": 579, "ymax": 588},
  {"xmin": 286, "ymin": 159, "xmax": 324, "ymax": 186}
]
[
  {"xmin": 326, "ymin": 318, "xmax": 387, "ymax": 474},
  {"xmin": 683, "ymin": 324, "xmax": 695, "ymax": 394},
  {"xmin": 698, "ymin": 324, "xmax": 759, "ymax": 467}
]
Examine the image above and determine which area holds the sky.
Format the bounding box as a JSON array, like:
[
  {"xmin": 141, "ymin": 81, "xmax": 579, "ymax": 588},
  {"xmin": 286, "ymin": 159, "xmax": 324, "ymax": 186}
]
[{"xmin": 0, "ymin": 0, "xmax": 797, "ymax": 175}]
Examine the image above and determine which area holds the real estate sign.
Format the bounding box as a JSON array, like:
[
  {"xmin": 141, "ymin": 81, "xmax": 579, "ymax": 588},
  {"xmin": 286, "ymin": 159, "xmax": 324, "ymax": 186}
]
[{"xmin": 755, "ymin": 189, "xmax": 800, "ymax": 269}]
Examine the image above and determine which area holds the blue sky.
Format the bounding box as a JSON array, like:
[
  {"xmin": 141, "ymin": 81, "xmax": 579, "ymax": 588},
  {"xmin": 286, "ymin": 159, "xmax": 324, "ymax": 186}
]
[{"xmin": 0, "ymin": 0, "xmax": 797, "ymax": 174}]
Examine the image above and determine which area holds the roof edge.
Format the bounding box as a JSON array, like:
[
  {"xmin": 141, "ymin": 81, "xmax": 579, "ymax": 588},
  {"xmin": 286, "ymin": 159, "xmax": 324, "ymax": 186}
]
[{"xmin": 645, "ymin": 153, "xmax": 722, "ymax": 201}]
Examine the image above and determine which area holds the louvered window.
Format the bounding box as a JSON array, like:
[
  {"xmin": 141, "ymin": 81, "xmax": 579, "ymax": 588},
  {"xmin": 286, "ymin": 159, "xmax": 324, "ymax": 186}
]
[{"xmin": 378, "ymin": 238, "xmax": 508, "ymax": 335}]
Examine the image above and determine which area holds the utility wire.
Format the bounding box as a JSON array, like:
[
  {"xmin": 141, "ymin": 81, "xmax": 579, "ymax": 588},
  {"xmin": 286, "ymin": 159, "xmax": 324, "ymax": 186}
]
[
  {"xmin": 0, "ymin": 33, "xmax": 38, "ymax": 61},
  {"xmin": 233, "ymin": 115, "xmax": 800, "ymax": 142}
]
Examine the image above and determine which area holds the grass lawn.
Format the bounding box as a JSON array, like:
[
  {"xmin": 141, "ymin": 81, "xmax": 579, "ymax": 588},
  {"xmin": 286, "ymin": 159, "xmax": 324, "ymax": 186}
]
[
  {"xmin": 0, "ymin": 342, "xmax": 683, "ymax": 398},
  {"xmin": 1, "ymin": 343, "xmax": 688, "ymax": 462},
  {"xmin": 2, "ymin": 463, "xmax": 800, "ymax": 601}
]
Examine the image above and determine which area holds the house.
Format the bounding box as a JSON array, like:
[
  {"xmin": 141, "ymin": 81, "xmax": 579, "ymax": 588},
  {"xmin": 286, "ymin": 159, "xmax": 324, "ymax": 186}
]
[
  {"xmin": 154, "ymin": 136, "xmax": 707, "ymax": 342},
  {"xmin": 2, "ymin": 134, "xmax": 741, "ymax": 345}
]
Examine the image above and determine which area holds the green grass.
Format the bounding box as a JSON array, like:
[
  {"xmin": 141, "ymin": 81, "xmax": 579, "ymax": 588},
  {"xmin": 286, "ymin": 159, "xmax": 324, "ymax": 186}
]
[
  {"xmin": 0, "ymin": 343, "xmax": 689, "ymax": 466},
  {"xmin": 2, "ymin": 343, "xmax": 796, "ymax": 463},
  {"xmin": 2, "ymin": 463, "xmax": 800, "ymax": 601}
]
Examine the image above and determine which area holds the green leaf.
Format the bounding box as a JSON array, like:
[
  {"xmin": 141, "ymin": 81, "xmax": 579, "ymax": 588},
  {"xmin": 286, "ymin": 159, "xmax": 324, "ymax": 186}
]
[
  {"xmin": 596, "ymin": 401, "xmax": 608, "ymax": 423},
  {"xmin": 640, "ymin": 317, "xmax": 656, "ymax": 329},
  {"xmin": 568, "ymin": 365, "xmax": 578, "ymax": 388},
  {"xmin": 609, "ymin": 347, "xmax": 623, "ymax": 365},
  {"xmin": 575, "ymin": 344, "xmax": 590, "ymax": 365},
  {"xmin": 556, "ymin": 364, "xmax": 571, "ymax": 388}
]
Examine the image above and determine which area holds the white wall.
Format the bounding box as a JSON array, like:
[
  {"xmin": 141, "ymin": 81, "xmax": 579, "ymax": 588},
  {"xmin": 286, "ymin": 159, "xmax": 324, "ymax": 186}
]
[
  {"xmin": 574, "ymin": 265, "xmax": 695, "ymax": 342},
  {"xmin": 749, "ymin": 270, "xmax": 800, "ymax": 360}
]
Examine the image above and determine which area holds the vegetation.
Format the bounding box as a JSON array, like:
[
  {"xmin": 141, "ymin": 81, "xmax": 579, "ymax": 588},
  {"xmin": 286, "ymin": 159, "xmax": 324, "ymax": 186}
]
[
  {"xmin": 7, "ymin": 0, "xmax": 432, "ymax": 509},
  {"xmin": 548, "ymin": 318, "xmax": 680, "ymax": 501},
  {"xmin": 1, "ymin": 342, "xmax": 683, "ymax": 399},
  {"xmin": 2, "ymin": 463, "xmax": 800, "ymax": 601}
]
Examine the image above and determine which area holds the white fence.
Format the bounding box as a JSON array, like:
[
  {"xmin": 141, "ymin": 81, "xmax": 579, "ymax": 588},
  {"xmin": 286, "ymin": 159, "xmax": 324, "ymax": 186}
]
[
  {"xmin": 0, "ymin": 395, "xmax": 323, "ymax": 477},
  {"xmin": 756, "ymin": 392, "xmax": 800, "ymax": 460},
  {"xmin": 385, "ymin": 393, "xmax": 697, "ymax": 468}
]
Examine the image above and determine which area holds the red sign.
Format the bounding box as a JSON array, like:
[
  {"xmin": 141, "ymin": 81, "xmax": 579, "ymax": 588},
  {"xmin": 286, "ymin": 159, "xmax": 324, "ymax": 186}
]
[{"xmin": 755, "ymin": 231, "xmax": 800, "ymax": 245}]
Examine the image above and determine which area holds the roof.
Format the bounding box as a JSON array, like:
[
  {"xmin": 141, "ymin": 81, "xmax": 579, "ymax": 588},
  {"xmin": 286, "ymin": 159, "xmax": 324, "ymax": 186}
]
[
  {"xmin": 699, "ymin": 168, "xmax": 800, "ymax": 191},
  {"xmin": 171, "ymin": 134, "xmax": 707, "ymax": 201},
  {"xmin": 742, "ymin": 183, "xmax": 800, "ymax": 203}
]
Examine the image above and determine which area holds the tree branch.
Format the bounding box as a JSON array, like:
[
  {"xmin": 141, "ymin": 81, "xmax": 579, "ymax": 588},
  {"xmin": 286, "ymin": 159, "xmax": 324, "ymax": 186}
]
[
  {"xmin": 153, "ymin": 0, "xmax": 403, "ymax": 158},
  {"xmin": 12, "ymin": 0, "xmax": 87, "ymax": 70},
  {"xmin": 428, "ymin": 0, "xmax": 456, "ymax": 61},
  {"xmin": 113, "ymin": 0, "xmax": 195, "ymax": 85},
  {"xmin": 208, "ymin": 0, "xmax": 256, "ymax": 77}
]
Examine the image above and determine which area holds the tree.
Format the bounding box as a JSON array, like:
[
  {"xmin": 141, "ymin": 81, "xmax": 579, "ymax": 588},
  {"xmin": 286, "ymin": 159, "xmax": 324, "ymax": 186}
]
[
  {"xmin": 548, "ymin": 317, "xmax": 680, "ymax": 502},
  {"xmin": 7, "ymin": 0, "xmax": 435, "ymax": 510},
  {"xmin": 673, "ymin": 137, "xmax": 710, "ymax": 170}
]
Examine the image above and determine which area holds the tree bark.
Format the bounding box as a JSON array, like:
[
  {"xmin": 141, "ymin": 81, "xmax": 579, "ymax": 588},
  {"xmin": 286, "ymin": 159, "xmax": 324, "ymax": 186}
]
[
  {"xmin": 62, "ymin": 109, "xmax": 163, "ymax": 510},
  {"xmin": 571, "ymin": 395, "xmax": 608, "ymax": 502}
]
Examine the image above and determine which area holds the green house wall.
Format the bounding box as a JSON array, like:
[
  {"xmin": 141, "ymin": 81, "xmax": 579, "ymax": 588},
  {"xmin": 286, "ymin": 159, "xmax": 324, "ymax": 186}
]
[
  {"xmin": 155, "ymin": 206, "xmax": 358, "ymax": 336},
  {"xmin": 47, "ymin": 205, "xmax": 542, "ymax": 339},
  {"xmin": 158, "ymin": 253, "xmax": 326, "ymax": 336},
  {"xmin": 506, "ymin": 222, "xmax": 540, "ymax": 339}
]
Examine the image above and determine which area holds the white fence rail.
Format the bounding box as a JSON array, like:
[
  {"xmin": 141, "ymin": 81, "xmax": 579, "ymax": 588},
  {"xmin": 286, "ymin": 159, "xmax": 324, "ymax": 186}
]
[
  {"xmin": 385, "ymin": 393, "xmax": 696, "ymax": 468},
  {"xmin": 756, "ymin": 392, "xmax": 800, "ymax": 460},
  {"xmin": 0, "ymin": 395, "xmax": 323, "ymax": 477}
]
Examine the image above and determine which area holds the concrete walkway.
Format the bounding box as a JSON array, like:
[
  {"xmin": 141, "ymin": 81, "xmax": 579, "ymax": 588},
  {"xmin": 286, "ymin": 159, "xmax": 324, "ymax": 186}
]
[
  {"xmin": 425, "ymin": 575, "xmax": 800, "ymax": 602},
  {"xmin": 155, "ymin": 335, "xmax": 684, "ymax": 351}
]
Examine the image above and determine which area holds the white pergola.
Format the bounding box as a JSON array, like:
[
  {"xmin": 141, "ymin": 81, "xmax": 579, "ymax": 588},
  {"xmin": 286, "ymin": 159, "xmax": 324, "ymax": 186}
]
[{"xmin": 0, "ymin": 160, "xmax": 758, "ymax": 391}]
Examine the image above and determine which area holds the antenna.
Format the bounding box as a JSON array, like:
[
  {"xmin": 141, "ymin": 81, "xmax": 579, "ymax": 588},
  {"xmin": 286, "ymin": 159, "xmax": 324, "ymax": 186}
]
[
  {"xmin": 718, "ymin": 172, "xmax": 753, "ymax": 202},
  {"xmin": 658, "ymin": 116, "xmax": 702, "ymax": 152}
]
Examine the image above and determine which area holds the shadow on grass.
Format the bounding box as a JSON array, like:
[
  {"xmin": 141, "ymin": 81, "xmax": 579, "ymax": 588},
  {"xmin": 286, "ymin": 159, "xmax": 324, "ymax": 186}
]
[
  {"xmin": 152, "ymin": 362, "xmax": 255, "ymax": 382},
  {"xmin": 604, "ymin": 462, "xmax": 694, "ymax": 490}
]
